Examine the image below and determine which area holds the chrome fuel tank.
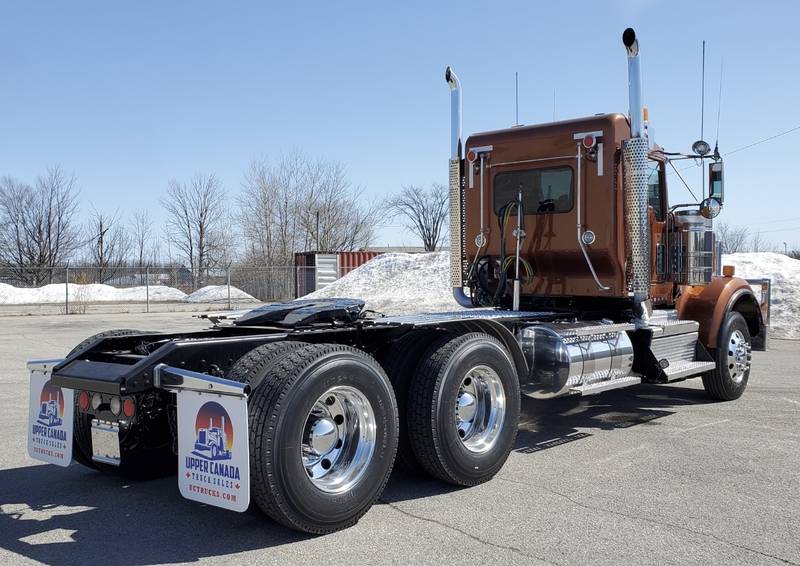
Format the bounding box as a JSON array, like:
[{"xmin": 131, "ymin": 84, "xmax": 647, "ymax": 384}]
[{"xmin": 518, "ymin": 322, "xmax": 635, "ymax": 399}]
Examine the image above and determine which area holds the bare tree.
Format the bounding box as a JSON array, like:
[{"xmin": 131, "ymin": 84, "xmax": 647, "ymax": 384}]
[
  {"xmin": 130, "ymin": 209, "xmax": 153, "ymax": 268},
  {"xmin": 789, "ymin": 250, "xmax": 800, "ymax": 260},
  {"xmin": 715, "ymin": 222, "xmax": 749, "ymax": 254},
  {"xmin": 296, "ymin": 158, "xmax": 379, "ymax": 252},
  {"xmin": 162, "ymin": 174, "xmax": 227, "ymax": 288},
  {"xmin": 0, "ymin": 167, "xmax": 81, "ymax": 284},
  {"xmin": 385, "ymin": 183, "xmax": 448, "ymax": 251},
  {"xmin": 239, "ymin": 153, "xmax": 378, "ymax": 265},
  {"xmin": 84, "ymin": 208, "xmax": 130, "ymax": 283},
  {"xmin": 746, "ymin": 230, "xmax": 766, "ymax": 253}
]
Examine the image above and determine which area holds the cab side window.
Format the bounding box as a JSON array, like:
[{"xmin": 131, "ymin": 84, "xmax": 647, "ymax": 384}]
[{"xmin": 647, "ymin": 162, "xmax": 665, "ymax": 221}]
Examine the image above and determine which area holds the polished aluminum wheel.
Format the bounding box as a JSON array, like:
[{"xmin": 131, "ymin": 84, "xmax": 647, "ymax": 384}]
[
  {"xmin": 301, "ymin": 386, "xmax": 376, "ymax": 493},
  {"xmin": 454, "ymin": 365, "xmax": 506, "ymax": 454},
  {"xmin": 727, "ymin": 329, "xmax": 751, "ymax": 384}
]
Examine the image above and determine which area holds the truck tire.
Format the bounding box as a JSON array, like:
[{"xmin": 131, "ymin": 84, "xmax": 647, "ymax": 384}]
[
  {"xmin": 248, "ymin": 343, "xmax": 398, "ymax": 533},
  {"xmin": 68, "ymin": 329, "xmax": 175, "ymax": 479},
  {"xmin": 380, "ymin": 330, "xmax": 442, "ymax": 475},
  {"xmin": 407, "ymin": 333, "xmax": 520, "ymax": 486},
  {"xmin": 226, "ymin": 340, "xmax": 306, "ymax": 387},
  {"xmin": 702, "ymin": 311, "xmax": 752, "ymax": 401}
]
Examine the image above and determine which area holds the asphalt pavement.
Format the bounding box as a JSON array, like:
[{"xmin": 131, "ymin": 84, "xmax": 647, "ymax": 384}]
[{"xmin": 0, "ymin": 312, "xmax": 798, "ymax": 566}]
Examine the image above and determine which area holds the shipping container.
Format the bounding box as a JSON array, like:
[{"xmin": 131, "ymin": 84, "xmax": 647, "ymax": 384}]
[{"xmin": 294, "ymin": 251, "xmax": 381, "ymax": 297}]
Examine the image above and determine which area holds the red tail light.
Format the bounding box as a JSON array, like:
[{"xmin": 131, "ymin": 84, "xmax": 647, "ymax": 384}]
[
  {"xmin": 78, "ymin": 391, "xmax": 90, "ymax": 411},
  {"xmin": 122, "ymin": 398, "xmax": 136, "ymax": 418}
]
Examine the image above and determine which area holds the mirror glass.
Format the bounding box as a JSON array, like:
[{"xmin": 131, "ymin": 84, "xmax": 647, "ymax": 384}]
[
  {"xmin": 700, "ymin": 197, "xmax": 721, "ymax": 219},
  {"xmin": 709, "ymin": 161, "xmax": 724, "ymax": 203}
]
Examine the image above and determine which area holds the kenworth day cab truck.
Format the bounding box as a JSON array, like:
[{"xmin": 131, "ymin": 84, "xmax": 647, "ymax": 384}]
[{"xmin": 27, "ymin": 29, "xmax": 767, "ymax": 534}]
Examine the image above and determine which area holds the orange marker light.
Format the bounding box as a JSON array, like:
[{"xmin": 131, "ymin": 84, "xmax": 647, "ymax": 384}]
[{"xmin": 722, "ymin": 265, "xmax": 735, "ymax": 277}]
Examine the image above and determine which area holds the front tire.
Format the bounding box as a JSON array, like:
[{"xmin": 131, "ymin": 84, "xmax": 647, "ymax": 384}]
[
  {"xmin": 407, "ymin": 333, "xmax": 520, "ymax": 486},
  {"xmin": 702, "ymin": 311, "xmax": 752, "ymax": 401},
  {"xmin": 248, "ymin": 343, "xmax": 398, "ymax": 534}
]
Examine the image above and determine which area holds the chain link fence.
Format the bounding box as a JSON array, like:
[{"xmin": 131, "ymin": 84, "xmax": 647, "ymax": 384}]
[{"xmin": 0, "ymin": 265, "xmax": 356, "ymax": 316}]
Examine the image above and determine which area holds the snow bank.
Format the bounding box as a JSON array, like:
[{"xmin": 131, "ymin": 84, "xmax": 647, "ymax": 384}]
[
  {"xmin": 304, "ymin": 252, "xmax": 461, "ymax": 315},
  {"xmin": 722, "ymin": 252, "xmax": 800, "ymax": 339},
  {"xmin": 0, "ymin": 283, "xmax": 186, "ymax": 305},
  {"xmin": 184, "ymin": 285, "xmax": 257, "ymax": 303},
  {"xmin": 304, "ymin": 251, "xmax": 799, "ymax": 338},
  {"xmin": 0, "ymin": 282, "xmax": 257, "ymax": 305}
]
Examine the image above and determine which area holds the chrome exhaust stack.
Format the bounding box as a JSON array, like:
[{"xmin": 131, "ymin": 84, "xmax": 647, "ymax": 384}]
[
  {"xmin": 621, "ymin": 28, "xmax": 651, "ymax": 326},
  {"xmin": 446, "ymin": 66, "xmax": 471, "ymax": 308},
  {"xmin": 623, "ymin": 28, "xmax": 644, "ymax": 138}
]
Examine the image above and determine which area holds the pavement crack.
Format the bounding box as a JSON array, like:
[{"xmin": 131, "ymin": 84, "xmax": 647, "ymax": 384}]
[
  {"xmin": 498, "ymin": 479, "xmax": 798, "ymax": 566},
  {"xmin": 379, "ymin": 498, "xmax": 564, "ymax": 566}
]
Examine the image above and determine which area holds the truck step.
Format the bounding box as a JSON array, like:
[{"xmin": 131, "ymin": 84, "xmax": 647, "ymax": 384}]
[
  {"xmin": 662, "ymin": 360, "xmax": 716, "ymax": 381},
  {"xmin": 570, "ymin": 375, "xmax": 641, "ymax": 396},
  {"xmin": 649, "ymin": 331, "xmax": 698, "ymax": 365}
]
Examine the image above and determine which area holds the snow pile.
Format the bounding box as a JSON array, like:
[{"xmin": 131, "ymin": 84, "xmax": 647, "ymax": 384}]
[
  {"xmin": 0, "ymin": 282, "xmax": 257, "ymax": 305},
  {"xmin": 722, "ymin": 252, "xmax": 800, "ymax": 339},
  {"xmin": 0, "ymin": 283, "xmax": 186, "ymax": 305},
  {"xmin": 304, "ymin": 252, "xmax": 461, "ymax": 315},
  {"xmin": 304, "ymin": 251, "xmax": 798, "ymax": 338},
  {"xmin": 185, "ymin": 285, "xmax": 257, "ymax": 303}
]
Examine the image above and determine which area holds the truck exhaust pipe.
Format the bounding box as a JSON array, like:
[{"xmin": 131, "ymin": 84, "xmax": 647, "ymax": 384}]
[
  {"xmin": 623, "ymin": 28, "xmax": 643, "ymax": 138},
  {"xmin": 446, "ymin": 66, "xmax": 472, "ymax": 308},
  {"xmin": 621, "ymin": 28, "xmax": 651, "ymax": 326}
]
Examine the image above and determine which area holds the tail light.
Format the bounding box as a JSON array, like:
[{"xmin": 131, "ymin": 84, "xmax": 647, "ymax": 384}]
[
  {"xmin": 122, "ymin": 398, "xmax": 136, "ymax": 418},
  {"xmin": 109, "ymin": 396, "xmax": 122, "ymax": 416},
  {"xmin": 91, "ymin": 392, "xmax": 102, "ymax": 411},
  {"xmin": 78, "ymin": 391, "xmax": 90, "ymax": 411}
]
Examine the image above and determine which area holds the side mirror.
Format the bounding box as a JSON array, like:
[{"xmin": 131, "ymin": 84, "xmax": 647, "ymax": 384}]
[
  {"xmin": 700, "ymin": 197, "xmax": 721, "ymax": 219},
  {"xmin": 709, "ymin": 161, "xmax": 724, "ymax": 204}
]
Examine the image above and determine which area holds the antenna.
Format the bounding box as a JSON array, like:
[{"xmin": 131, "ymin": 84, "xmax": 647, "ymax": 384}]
[
  {"xmin": 715, "ymin": 57, "xmax": 724, "ymax": 147},
  {"xmin": 700, "ymin": 40, "xmax": 706, "ymax": 193},
  {"xmin": 515, "ymin": 71, "xmax": 519, "ymax": 125},
  {"xmin": 700, "ymin": 40, "xmax": 706, "ymax": 141}
]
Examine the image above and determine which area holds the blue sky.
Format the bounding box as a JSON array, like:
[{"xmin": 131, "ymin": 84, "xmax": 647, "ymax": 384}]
[{"xmin": 2, "ymin": 0, "xmax": 799, "ymax": 250}]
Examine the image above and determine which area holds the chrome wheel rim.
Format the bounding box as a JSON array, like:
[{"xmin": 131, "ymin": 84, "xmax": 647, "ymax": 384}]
[
  {"xmin": 454, "ymin": 365, "xmax": 506, "ymax": 453},
  {"xmin": 301, "ymin": 386, "xmax": 376, "ymax": 493},
  {"xmin": 727, "ymin": 329, "xmax": 751, "ymax": 384}
]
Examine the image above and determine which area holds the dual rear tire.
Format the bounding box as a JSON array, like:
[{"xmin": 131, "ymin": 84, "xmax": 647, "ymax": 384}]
[
  {"xmin": 229, "ymin": 342, "xmax": 399, "ymax": 534},
  {"xmin": 234, "ymin": 332, "xmax": 520, "ymax": 533}
]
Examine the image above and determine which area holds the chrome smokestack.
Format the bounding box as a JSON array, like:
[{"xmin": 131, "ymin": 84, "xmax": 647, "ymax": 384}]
[
  {"xmin": 621, "ymin": 28, "xmax": 651, "ymax": 326},
  {"xmin": 445, "ymin": 66, "xmax": 471, "ymax": 308},
  {"xmin": 446, "ymin": 67, "xmax": 462, "ymax": 159},
  {"xmin": 623, "ymin": 28, "xmax": 643, "ymax": 138}
]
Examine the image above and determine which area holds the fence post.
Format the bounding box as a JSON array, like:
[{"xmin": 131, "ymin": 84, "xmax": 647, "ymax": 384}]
[
  {"xmin": 227, "ymin": 267, "xmax": 232, "ymax": 310},
  {"xmin": 145, "ymin": 266, "xmax": 150, "ymax": 313},
  {"xmin": 64, "ymin": 264, "xmax": 70, "ymax": 315}
]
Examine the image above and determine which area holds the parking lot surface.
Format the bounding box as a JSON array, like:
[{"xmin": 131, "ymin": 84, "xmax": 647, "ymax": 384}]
[{"xmin": 1, "ymin": 312, "xmax": 798, "ymax": 565}]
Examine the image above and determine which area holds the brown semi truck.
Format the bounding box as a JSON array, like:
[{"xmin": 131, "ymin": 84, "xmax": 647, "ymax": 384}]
[{"xmin": 26, "ymin": 28, "xmax": 765, "ymax": 534}]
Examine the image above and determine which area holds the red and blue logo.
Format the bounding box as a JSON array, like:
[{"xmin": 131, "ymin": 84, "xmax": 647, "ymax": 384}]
[
  {"xmin": 37, "ymin": 382, "xmax": 64, "ymax": 428},
  {"xmin": 192, "ymin": 401, "xmax": 233, "ymax": 461}
]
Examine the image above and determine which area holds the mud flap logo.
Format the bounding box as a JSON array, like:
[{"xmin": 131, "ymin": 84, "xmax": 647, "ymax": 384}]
[
  {"xmin": 177, "ymin": 393, "xmax": 249, "ymax": 512},
  {"xmin": 28, "ymin": 371, "xmax": 73, "ymax": 467}
]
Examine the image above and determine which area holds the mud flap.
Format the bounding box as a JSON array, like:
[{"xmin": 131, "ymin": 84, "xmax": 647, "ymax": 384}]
[
  {"xmin": 154, "ymin": 364, "xmax": 250, "ymax": 513},
  {"xmin": 27, "ymin": 359, "xmax": 73, "ymax": 467}
]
